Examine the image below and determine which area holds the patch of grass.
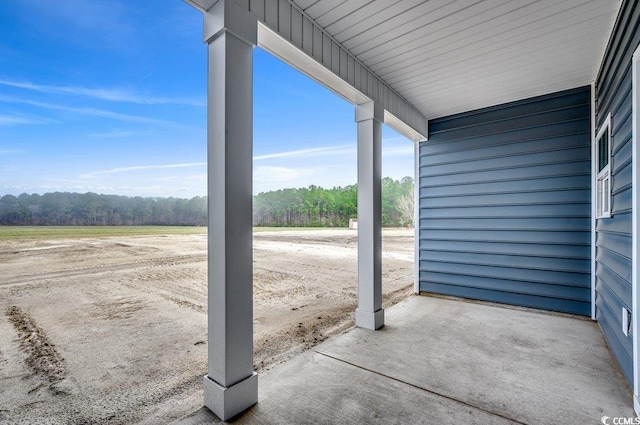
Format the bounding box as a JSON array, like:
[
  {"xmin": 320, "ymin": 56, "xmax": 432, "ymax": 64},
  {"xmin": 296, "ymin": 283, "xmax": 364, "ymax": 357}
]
[
  {"xmin": 252, "ymin": 227, "xmax": 346, "ymax": 233},
  {"xmin": 0, "ymin": 226, "xmax": 207, "ymax": 240},
  {"xmin": 0, "ymin": 226, "xmax": 353, "ymax": 240}
]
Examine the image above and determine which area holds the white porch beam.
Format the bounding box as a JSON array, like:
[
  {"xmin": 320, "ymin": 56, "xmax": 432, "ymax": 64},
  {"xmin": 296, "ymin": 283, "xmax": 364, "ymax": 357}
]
[
  {"xmin": 202, "ymin": 0, "xmax": 258, "ymax": 421},
  {"xmin": 414, "ymin": 139, "xmax": 421, "ymax": 295},
  {"xmin": 355, "ymin": 101, "xmax": 384, "ymax": 330},
  {"xmin": 196, "ymin": 0, "xmax": 428, "ymax": 141}
]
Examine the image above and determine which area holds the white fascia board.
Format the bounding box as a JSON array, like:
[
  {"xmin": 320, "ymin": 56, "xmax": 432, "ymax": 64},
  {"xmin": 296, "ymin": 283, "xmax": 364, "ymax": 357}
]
[
  {"xmin": 257, "ymin": 23, "xmax": 369, "ymax": 106},
  {"xmin": 385, "ymin": 110, "xmax": 428, "ymax": 142},
  {"xmin": 631, "ymin": 43, "xmax": 640, "ymax": 415},
  {"xmin": 257, "ymin": 23, "xmax": 428, "ymax": 142},
  {"xmin": 183, "ymin": 0, "xmax": 217, "ymax": 13}
]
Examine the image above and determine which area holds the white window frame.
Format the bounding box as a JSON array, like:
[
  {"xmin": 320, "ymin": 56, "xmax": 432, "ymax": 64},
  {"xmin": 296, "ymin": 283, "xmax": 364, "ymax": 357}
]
[{"xmin": 596, "ymin": 113, "xmax": 612, "ymax": 219}]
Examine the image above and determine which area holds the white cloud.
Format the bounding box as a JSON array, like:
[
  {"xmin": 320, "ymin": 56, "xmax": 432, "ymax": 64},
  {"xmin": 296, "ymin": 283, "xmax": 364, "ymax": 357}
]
[
  {"xmin": 254, "ymin": 166, "xmax": 317, "ymax": 183},
  {"xmin": 87, "ymin": 129, "xmax": 151, "ymax": 138},
  {"xmin": 0, "ymin": 95, "xmax": 188, "ymax": 127},
  {"xmin": 80, "ymin": 162, "xmax": 207, "ymax": 178},
  {"xmin": 0, "ymin": 79, "xmax": 205, "ymax": 106},
  {"xmin": 253, "ymin": 144, "xmax": 354, "ymax": 161},
  {"xmin": 0, "ymin": 114, "xmax": 55, "ymax": 126}
]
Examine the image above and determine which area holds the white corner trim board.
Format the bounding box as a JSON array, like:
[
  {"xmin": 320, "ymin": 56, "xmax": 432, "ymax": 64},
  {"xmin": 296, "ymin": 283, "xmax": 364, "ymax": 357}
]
[
  {"xmin": 591, "ymin": 81, "xmax": 597, "ymax": 322},
  {"xmin": 631, "ymin": 43, "xmax": 640, "ymax": 416}
]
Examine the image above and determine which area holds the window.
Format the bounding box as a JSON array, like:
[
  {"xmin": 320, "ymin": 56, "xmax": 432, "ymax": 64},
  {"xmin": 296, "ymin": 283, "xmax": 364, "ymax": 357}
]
[{"xmin": 596, "ymin": 113, "xmax": 612, "ymax": 218}]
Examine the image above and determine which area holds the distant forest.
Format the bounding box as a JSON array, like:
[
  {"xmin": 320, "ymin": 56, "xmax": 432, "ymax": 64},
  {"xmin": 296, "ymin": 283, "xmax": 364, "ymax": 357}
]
[
  {"xmin": 253, "ymin": 177, "xmax": 414, "ymax": 227},
  {"xmin": 0, "ymin": 192, "xmax": 208, "ymax": 226},
  {"xmin": 0, "ymin": 177, "xmax": 414, "ymax": 227}
]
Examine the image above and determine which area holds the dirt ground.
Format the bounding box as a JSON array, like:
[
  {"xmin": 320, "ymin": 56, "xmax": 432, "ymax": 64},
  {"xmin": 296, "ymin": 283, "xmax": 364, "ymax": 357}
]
[{"xmin": 0, "ymin": 228, "xmax": 414, "ymax": 424}]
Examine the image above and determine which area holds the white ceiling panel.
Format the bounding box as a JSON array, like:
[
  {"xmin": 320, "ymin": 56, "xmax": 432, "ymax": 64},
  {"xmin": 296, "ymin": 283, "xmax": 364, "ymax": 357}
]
[{"xmin": 291, "ymin": 0, "xmax": 622, "ymax": 119}]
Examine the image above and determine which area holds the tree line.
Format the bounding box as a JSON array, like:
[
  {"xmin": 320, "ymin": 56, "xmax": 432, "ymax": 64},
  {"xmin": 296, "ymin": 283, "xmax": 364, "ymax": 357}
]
[
  {"xmin": 0, "ymin": 176, "xmax": 414, "ymax": 227},
  {"xmin": 0, "ymin": 192, "xmax": 207, "ymax": 226},
  {"xmin": 253, "ymin": 176, "xmax": 414, "ymax": 227}
]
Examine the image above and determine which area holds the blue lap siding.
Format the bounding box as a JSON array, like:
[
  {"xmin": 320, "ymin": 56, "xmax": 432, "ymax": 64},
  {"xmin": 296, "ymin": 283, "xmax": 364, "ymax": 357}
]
[
  {"xmin": 419, "ymin": 86, "xmax": 592, "ymax": 316},
  {"xmin": 594, "ymin": 0, "xmax": 640, "ymax": 385}
]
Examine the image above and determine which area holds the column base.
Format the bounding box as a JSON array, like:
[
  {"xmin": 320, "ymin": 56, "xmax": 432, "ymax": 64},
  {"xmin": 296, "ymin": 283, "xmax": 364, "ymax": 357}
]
[
  {"xmin": 634, "ymin": 393, "xmax": 640, "ymax": 417},
  {"xmin": 355, "ymin": 308, "xmax": 384, "ymax": 330},
  {"xmin": 204, "ymin": 372, "xmax": 258, "ymax": 421}
]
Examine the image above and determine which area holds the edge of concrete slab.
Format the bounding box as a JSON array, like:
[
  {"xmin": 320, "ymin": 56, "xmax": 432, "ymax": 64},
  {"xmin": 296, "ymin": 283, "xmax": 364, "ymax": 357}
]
[{"xmin": 174, "ymin": 295, "xmax": 635, "ymax": 424}]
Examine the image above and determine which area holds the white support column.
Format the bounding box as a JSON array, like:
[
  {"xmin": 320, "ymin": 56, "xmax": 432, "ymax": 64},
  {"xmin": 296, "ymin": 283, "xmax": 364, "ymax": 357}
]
[
  {"xmin": 355, "ymin": 101, "xmax": 384, "ymax": 330},
  {"xmin": 414, "ymin": 139, "xmax": 420, "ymax": 295},
  {"xmin": 202, "ymin": 1, "xmax": 258, "ymax": 421}
]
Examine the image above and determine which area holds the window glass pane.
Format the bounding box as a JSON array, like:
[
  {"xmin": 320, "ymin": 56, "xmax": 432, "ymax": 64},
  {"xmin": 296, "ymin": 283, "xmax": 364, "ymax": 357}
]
[
  {"xmin": 597, "ymin": 181, "xmax": 601, "ymax": 216},
  {"xmin": 598, "ymin": 130, "xmax": 609, "ymax": 171},
  {"xmin": 603, "ymin": 176, "xmax": 609, "ymax": 213}
]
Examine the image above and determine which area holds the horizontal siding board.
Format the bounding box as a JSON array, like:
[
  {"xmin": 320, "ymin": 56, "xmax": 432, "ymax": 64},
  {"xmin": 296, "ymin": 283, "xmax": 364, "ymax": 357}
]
[
  {"xmin": 613, "ymin": 187, "xmax": 632, "ymax": 213},
  {"xmin": 427, "ymin": 105, "xmax": 591, "ymax": 143},
  {"xmin": 421, "ymin": 250, "xmax": 590, "ymax": 274},
  {"xmin": 421, "ymin": 133, "xmax": 590, "ymax": 166},
  {"xmin": 596, "ymin": 231, "xmax": 632, "ymax": 260},
  {"xmin": 596, "ymin": 293, "xmax": 633, "ymax": 375},
  {"xmin": 421, "ymin": 146, "xmax": 590, "ymax": 177},
  {"xmin": 613, "ymin": 90, "xmax": 633, "ymax": 142},
  {"xmin": 419, "ymin": 86, "xmax": 591, "ymax": 316},
  {"xmin": 429, "ymin": 88, "xmax": 591, "ymax": 134},
  {"xmin": 420, "ymin": 282, "xmax": 590, "ymax": 316},
  {"xmin": 420, "ymin": 203, "xmax": 590, "ymax": 219},
  {"xmin": 420, "ymin": 161, "xmax": 591, "ymax": 186},
  {"xmin": 597, "ymin": 0, "xmax": 638, "ymax": 89},
  {"xmin": 419, "ymin": 260, "xmax": 589, "ymax": 288},
  {"xmin": 420, "ymin": 217, "xmax": 590, "ymax": 231},
  {"xmin": 421, "ymin": 272, "xmax": 590, "ymax": 302},
  {"xmin": 612, "ymin": 163, "xmax": 632, "ymax": 194},
  {"xmin": 598, "ymin": 315, "xmax": 633, "ymax": 384},
  {"xmin": 597, "ymin": 263, "xmax": 632, "ymax": 311},
  {"xmin": 613, "ymin": 130, "xmax": 633, "ymax": 172},
  {"xmin": 596, "ymin": 247, "xmax": 632, "ymax": 281},
  {"xmin": 593, "ymin": 0, "xmax": 637, "ymax": 386},
  {"xmin": 422, "ymin": 189, "xmax": 591, "ymax": 208},
  {"xmin": 420, "ymin": 239, "xmax": 591, "ymax": 259},
  {"xmin": 421, "ymin": 120, "xmax": 590, "ymax": 155},
  {"xmin": 597, "ymin": 1, "xmax": 640, "ymax": 117},
  {"xmin": 606, "ymin": 67, "xmax": 632, "ymax": 124},
  {"xmin": 420, "ymin": 175, "xmax": 590, "ymax": 196},
  {"xmin": 422, "ymin": 229, "xmax": 590, "ymax": 245},
  {"xmin": 596, "ymin": 280, "xmax": 632, "ymax": 359}
]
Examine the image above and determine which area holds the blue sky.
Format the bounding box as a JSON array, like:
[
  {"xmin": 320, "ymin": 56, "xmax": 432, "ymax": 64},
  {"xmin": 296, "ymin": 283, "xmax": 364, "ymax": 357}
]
[{"xmin": 0, "ymin": 0, "xmax": 414, "ymax": 198}]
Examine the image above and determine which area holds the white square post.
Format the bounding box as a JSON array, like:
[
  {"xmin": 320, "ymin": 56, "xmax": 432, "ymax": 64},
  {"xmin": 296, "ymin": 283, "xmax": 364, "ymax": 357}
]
[
  {"xmin": 355, "ymin": 101, "xmax": 384, "ymax": 330},
  {"xmin": 202, "ymin": 1, "xmax": 258, "ymax": 421}
]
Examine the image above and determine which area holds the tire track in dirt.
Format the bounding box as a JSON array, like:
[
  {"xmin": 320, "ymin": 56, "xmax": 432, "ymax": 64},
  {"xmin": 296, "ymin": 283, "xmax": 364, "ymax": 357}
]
[
  {"xmin": 0, "ymin": 254, "xmax": 207, "ymax": 289},
  {"xmin": 5, "ymin": 306, "xmax": 67, "ymax": 393},
  {"xmin": 253, "ymin": 284, "xmax": 414, "ymax": 372}
]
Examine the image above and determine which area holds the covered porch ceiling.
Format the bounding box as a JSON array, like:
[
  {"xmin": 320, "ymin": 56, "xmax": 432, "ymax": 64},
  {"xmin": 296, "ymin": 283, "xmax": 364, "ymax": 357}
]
[
  {"xmin": 292, "ymin": 0, "xmax": 622, "ymax": 119},
  {"xmin": 192, "ymin": 0, "xmax": 622, "ymax": 122}
]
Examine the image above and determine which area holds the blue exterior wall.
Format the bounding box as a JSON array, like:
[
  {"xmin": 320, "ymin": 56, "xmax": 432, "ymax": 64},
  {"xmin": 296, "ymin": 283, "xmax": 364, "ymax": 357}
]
[
  {"xmin": 419, "ymin": 87, "xmax": 592, "ymax": 316},
  {"xmin": 594, "ymin": 0, "xmax": 640, "ymax": 385}
]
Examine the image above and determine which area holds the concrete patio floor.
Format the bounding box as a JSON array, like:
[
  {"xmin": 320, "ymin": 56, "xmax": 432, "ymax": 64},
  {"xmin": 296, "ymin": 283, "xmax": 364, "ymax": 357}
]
[{"xmin": 174, "ymin": 295, "xmax": 635, "ymax": 424}]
